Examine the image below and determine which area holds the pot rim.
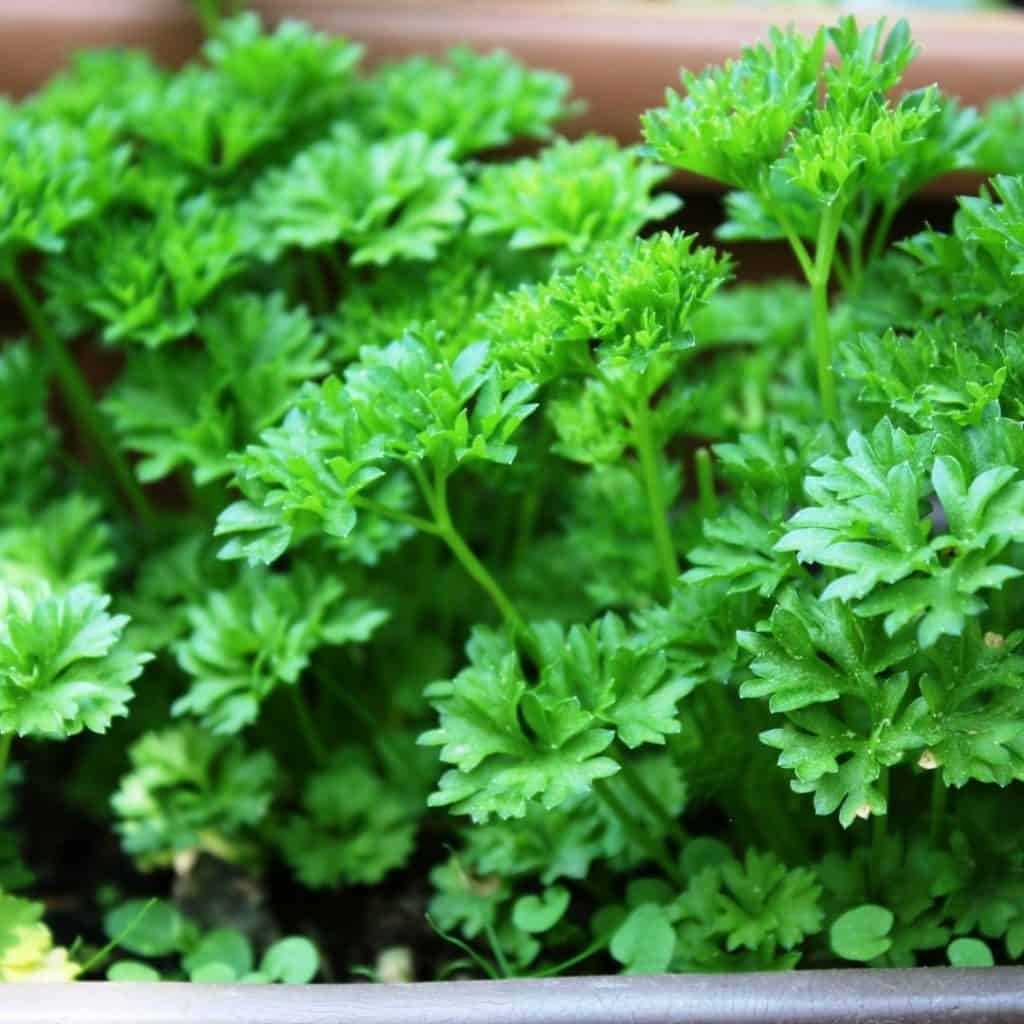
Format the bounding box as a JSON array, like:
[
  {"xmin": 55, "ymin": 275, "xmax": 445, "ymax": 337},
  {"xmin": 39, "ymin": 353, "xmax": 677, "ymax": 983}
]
[{"xmin": 2, "ymin": 968, "xmax": 1024, "ymax": 1024}]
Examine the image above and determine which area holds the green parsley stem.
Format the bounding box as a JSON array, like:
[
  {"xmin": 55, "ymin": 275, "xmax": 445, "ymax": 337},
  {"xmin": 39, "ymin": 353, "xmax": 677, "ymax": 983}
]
[
  {"xmin": 290, "ymin": 686, "xmax": 329, "ymax": 766},
  {"xmin": 322, "ymin": 247, "xmax": 347, "ymax": 294},
  {"xmin": 513, "ymin": 484, "xmax": 542, "ymax": 563},
  {"xmin": 845, "ymin": 214, "xmax": 865, "ymax": 291},
  {"xmin": 701, "ymin": 684, "xmax": 771, "ymax": 853},
  {"xmin": 741, "ymin": 768, "xmax": 811, "ymax": 867},
  {"xmin": 831, "ymin": 250, "xmax": 854, "ymax": 293},
  {"xmin": 704, "ymin": 679, "xmax": 744, "ymax": 750},
  {"xmin": 867, "ymin": 199, "xmax": 899, "ymax": 268},
  {"xmin": 741, "ymin": 378, "xmax": 764, "ymax": 432},
  {"xmin": 767, "ymin": 200, "xmax": 815, "ymax": 282},
  {"xmin": 633, "ymin": 396, "xmax": 679, "ymax": 598},
  {"xmin": 350, "ymin": 496, "xmax": 440, "ymax": 536},
  {"xmin": 484, "ymin": 922, "xmax": 513, "ymax": 979},
  {"xmin": 426, "ymin": 914, "xmax": 500, "ymax": 980},
  {"xmin": 5, "ymin": 265, "xmax": 155, "ymax": 528},
  {"xmin": 617, "ymin": 757, "xmax": 689, "ymax": 849},
  {"xmin": 0, "ymin": 733, "xmax": 12, "ymax": 786},
  {"xmin": 304, "ymin": 251, "xmax": 330, "ymax": 314},
  {"xmin": 595, "ymin": 777, "xmax": 682, "ymax": 885},
  {"xmin": 929, "ymin": 771, "xmax": 947, "ymax": 845},
  {"xmin": 322, "ymin": 668, "xmax": 408, "ymax": 781},
  {"xmin": 76, "ymin": 897, "xmax": 156, "ymax": 977},
  {"xmin": 870, "ymin": 767, "xmax": 890, "ymax": 893},
  {"xmin": 430, "ymin": 472, "xmax": 534, "ymax": 650},
  {"xmin": 695, "ymin": 447, "xmax": 718, "ymax": 520},
  {"xmin": 811, "ymin": 203, "xmax": 843, "ymax": 423},
  {"xmin": 532, "ymin": 931, "xmax": 612, "ymax": 978}
]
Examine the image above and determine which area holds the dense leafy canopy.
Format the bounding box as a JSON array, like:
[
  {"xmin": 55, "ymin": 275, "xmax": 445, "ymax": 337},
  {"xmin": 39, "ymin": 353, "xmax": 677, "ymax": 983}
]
[{"xmin": 3, "ymin": 7, "xmax": 1024, "ymax": 987}]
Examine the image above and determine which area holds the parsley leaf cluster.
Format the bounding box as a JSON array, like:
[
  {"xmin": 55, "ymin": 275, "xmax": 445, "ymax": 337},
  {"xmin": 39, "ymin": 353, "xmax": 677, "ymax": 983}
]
[{"xmin": 4, "ymin": 8, "xmax": 1024, "ymax": 984}]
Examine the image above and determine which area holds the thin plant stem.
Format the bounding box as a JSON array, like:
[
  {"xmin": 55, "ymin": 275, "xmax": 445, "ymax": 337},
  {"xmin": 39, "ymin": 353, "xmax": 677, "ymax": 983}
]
[
  {"xmin": 831, "ymin": 250, "xmax": 853, "ymax": 293},
  {"xmin": 695, "ymin": 447, "xmax": 718, "ymax": 520},
  {"xmin": 740, "ymin": 378, "xmax": 764, "ymax": 431},
  {"xmin": 765, "ymin": 198, "xmax": 815, "ymax": 281},
  {"xmin": 5, "ymin": 265, "xmax": 155, "ymax": 527},
  {"xmin": 484, "ymin": 922, "xmax": 513, "ymax": 979},
  {"xmin": 425, "ymin": 915, "xmax": 499, "ymax": 980},
  {"xmin": 704, "ymin": 679, "xmax": 744, "ymax": 747},
  {"xmin": 532, "ymin": 932, "xmax": 613, "ymax": 978},
  {"xmin": 632, "ymin": 396, "xmax": 679, "ymax": 598},
  {"xmin": 741, "ymin": 767, "xmax": 811, "ymax": 866},
  {"xmin": 595, "ymin": 778, "xmax": 682, "ymax": 885},
  {"xmin": 617, "ymin": 757, "xmax": 689, "ymax": 849},
  {"xmin": 870, "ymin": 767, "xmax": 890, "ymax": 894},
  {"xmin": 844, "ymin": 212, "xmax": 866, "ymax": 293},
  {"xmin": 430, "ymin": 471, "xmax": 533, "ymax": 648},
  {"xmin": 810, "ymin": 203, "xmax": 844, "ymax": 423},
  {"xmin": 700, "ymin": 683, "xmax": 768, "ymax": 854},
  {"xmin": 323, "ymin": 670, "xmax": 408, "ymax": 781},
  {"xmin": 77, "ymin": 898, "xmax": 156, "ymax": 976},
  {"xmin": 867, "ymin": 199, "xmax": 899, "ymax": 268},
  {"xmin": 929, "ymin": 771, "xmax": 947, "ymax": 845},
  {"xmin": 513, "ymin": 484, "xmax": 542, "ymax": 563},
  {"xmin": 290, "ymin": 686, "xmax": 328, "ymax": 766},
  {"xmin": 305, "ymin": 251, "xmax": 330, "ymax": 313},
  {"xmin": 322, "ymin": 247, "xmax": 348, "ymax": 295},
  {"xmin": 351, "ymin": 495, "xmax": 440, "ymax": 535},
  {"xmin": 0, "ymin": 734, "xmax": 12, "ymax": 785}
]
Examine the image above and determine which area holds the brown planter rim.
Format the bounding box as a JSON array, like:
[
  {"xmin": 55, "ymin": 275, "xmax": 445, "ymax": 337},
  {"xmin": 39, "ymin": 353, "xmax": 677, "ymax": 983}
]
[
  {"xmin": 246, "ymin": 1, "xmax": 1024, "ymax": 115},
  {"xmin": 2, "ymin": 2, "xmax": 1022, "ymax": 197},
  {"xmin": 6, "ymin": 3, "xmax": 1024, "ymax": 111},
  {"xmin": 2, "ymin": 968, "xmax": 1024, "ymax": 1023}
]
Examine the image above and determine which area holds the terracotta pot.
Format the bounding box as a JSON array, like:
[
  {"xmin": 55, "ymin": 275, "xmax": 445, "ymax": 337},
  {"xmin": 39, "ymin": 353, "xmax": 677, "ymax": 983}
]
[
  {"xmin": 0, "ymin": 1, "xmax": 201, "ymax": 100},
  {"xmin": 246, "ymin": 1, "xmax": 1024, "ymax": 143},
  {"xmin": 3, "ymin": 968, "xmax": 1024, "ymax": 1023}
]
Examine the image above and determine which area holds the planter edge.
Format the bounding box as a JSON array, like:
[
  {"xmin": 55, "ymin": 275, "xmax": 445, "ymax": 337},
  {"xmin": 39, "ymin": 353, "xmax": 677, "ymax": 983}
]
[
  {"xmin": 249, "ymin": 1, "xmax": 1024, "ymax": 131},
  {"xmin": 2, "ymin": 968, "xmax": 1023, "ymax": 1024}
]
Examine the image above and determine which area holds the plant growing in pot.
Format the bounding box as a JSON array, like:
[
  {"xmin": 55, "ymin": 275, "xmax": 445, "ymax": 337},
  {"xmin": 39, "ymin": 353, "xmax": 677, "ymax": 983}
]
[{"xmin": 2, "ymin": 5, "xmax": 1024, "ymax": 1017}]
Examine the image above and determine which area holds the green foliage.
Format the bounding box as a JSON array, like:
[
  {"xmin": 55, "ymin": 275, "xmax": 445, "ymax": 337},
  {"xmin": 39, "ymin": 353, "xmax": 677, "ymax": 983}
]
[
  {"xmin": 672, "ymin": 849, "xmax": 824, "ymax": 970},
  {"xmin": 0, "ymin": 582, "xmax": 149, "ymax": 739},
  {"xmin": 777, "ymin": 418, "xmax": 1024, "ymax": 646},
  {"xmin": 0, "ymin": 343, "xmax": 55, "ymax": 516},
  {"xmin": 979, "ymin": 92, "xmax": 1024, "ymax": 176},
  {"xmin": 44, "ymin": 194, "xmax": 248, "ymax": 348},
  {"xmin": 0, "ymin": 890, "xmax": 78, "ymax": 980},
  {"xmin": 0, "ymin": 112, "xmax": 128, "ymax": 266},
  {"xmin": 537, "ymin": 231, "xmax": 732, "ymax": 385},
  {"xmin": 468, "ymin": 136, "xmax": 680, "ymax": 258},
  {"xmin": 105, "ymin": 291, "xmax": 328, "ymax": 484},
  {"xmin": 6, "ymin": 7, "xmax": 1024, "ymax": 987},
  {"xmin": 246, "ymin": 124, "xmax": 466, "ymax": 266},
  {"xmin": 278, "ymin": 753, "xmax": 418, "ymax": 888},
  {"xmin": 172, "ymin": 562, "xmax": 387, "ymax": 734},
  {"xmin": 112, "ymin": 725, "xmax": 277, "ymax": 867},
  {"xmin": 897, "ymin": 175, "xmax": 1024, "ymax": 330},
  {"xmin": 606, "ymin": 848, "xmax": 823, "ymax": 973},
  {"xmin": 830, "ymin": 904, "xmax": 894, "ymax": 962},
  {"xmin": 358, "ymin": 47, "xmax": 575, "ymax": 157},
  {"xmin": 421, "ymin": 615, "xmax": 690, "ymax": 821},
  {"xmin": 103, "ymin": 897, "xmax": 318, "ymax": 982},
  {"xmin": 0, "ymin": 495, "xmax": 115, "ymax": 591},
  {"xmin": 739, "ymin": 591, "xmax": 919, "ymax": 826},
  {"xmin": 217, "ymin": 329, "xmax": 537, "ymax": 565}
]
